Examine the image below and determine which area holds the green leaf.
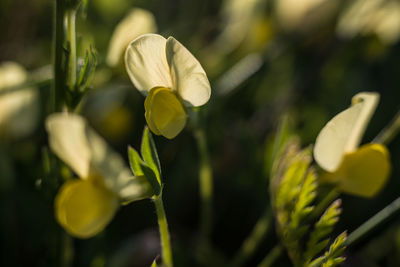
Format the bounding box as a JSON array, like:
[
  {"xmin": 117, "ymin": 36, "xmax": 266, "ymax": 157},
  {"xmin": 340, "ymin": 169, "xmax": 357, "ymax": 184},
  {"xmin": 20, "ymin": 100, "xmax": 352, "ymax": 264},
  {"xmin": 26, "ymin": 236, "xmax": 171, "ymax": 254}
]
[
  {"xmin": 140, "ymin": 161, "xmax": 161, "ymax": 196},
  {"xmin": 141, "ymin": 127, "xmax": 162, "ymax": 183},
  {"xmin": 150, "ymin": 256, "xmax": 159, "ymax": 267},
  {"xmin": 128, "ymin": 146, "xmax": 144, "ymax": 176},
  {"xmin": 76, "ymin": 45, "xmax": 97, "ymax": 93}
]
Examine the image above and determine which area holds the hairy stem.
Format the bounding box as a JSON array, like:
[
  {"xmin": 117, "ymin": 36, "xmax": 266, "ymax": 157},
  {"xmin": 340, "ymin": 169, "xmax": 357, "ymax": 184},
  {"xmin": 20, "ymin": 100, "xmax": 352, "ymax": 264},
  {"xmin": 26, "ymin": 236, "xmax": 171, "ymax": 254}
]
[{"xmin": 153, "ymin": 195, "xmax": 173, "ymax": 267}]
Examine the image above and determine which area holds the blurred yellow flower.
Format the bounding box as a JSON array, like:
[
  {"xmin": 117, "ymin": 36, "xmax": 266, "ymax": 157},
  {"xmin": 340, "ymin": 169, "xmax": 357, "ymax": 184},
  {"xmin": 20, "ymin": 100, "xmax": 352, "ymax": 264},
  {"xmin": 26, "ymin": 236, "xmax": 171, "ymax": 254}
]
[
  {"xmin": 125, "ymin": 34, "xmax": 211, "ymax": 139},
  {"xmin": 0, "ymin": 62, "xmax": 39, "ymax": 140},
  {"xmin": 337, "ymin": 0, "xmax": 400, "ymax": 44},
  {"xmin": 314, "ymin": 92, "xmax": 391, "ymax": 197},
  {"xmin": 46, "ymin": 113, "xmax": 152, "ymax": 238},
  {"xmin": 107, "ymin": 8, "xmax": 157, "ymax": 67},
  {"xmin": 275, "ymin": 0, "xmax": 339, "ymax": 32}
]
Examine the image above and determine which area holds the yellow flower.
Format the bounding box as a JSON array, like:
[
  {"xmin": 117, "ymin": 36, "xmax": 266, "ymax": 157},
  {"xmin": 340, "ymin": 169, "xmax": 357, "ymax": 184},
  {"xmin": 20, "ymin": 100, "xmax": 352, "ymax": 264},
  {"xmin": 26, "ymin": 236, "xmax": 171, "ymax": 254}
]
[
  {"xmin": 337, "ymin": 0, "xmax": 400, "ymax": 44},
  {"xmin": 125, "ymin": 34, "xmax": 211, "ymax": 139},
  {"xmin": 0, "ymin": 62, "xmax": 39, "ymax": 140},
  {"xmin": 313, "ymin": 92, "xmax": 391, "ymax": 197},
  {"xmin": 106, "ymin": 8, "xmax": 157, "ymax": 67},
  {"xmin": 46, "ymin": 113, "xmax": 152, "ymax": 238}
]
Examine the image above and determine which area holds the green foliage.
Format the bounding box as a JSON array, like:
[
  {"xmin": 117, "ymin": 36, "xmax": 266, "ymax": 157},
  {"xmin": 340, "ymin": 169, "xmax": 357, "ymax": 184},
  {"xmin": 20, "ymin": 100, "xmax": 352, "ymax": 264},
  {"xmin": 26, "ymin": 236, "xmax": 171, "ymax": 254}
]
[
  {"xmin": 128, "ymin": 127, "xmax": 162, "ymax": 196},
  {"xmin": 270, "ymin": 140, "xmax": 347, "ymax": 267}
]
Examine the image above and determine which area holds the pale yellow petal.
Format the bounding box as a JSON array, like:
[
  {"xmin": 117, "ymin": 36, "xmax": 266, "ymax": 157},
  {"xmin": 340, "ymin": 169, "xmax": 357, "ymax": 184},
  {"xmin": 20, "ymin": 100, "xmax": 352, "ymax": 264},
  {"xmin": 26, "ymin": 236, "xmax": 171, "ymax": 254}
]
[
  {"xmin": 321, "ymin": 143, "xmax": 390, "ymax": 198},
  {"xmin": 166, "ymin": 37, "xmax": 211, "ymax": 107},
  {"xmin": 46, "ymin": 113, "xmax": 91, "ymax": 178},
  {"xmin": 145, "ymin": 87, "xmax": 187, "ymax": 139},
  {"xmin": 106, "ymin": 8, "xmax": 157, "ymax": 67},
  {"xmin": 314, "ymin": 92, "xmax": 379, "ymax": 172},
  {"xmin": 55, "ymin": 179, "xmax": 119, "ymax": 238},
  {"xmin": 125, "ymin": 34, "xmax": 173, "ymax": 94}
]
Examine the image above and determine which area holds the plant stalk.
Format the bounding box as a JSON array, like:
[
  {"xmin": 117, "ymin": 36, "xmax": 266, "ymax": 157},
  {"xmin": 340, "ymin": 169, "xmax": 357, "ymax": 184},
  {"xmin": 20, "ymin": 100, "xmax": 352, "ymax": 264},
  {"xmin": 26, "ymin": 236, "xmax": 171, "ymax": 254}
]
[
  {"xmin": 373, "ymin": 109, "xmax": 400, "ymax": 145},
  {"xmin": 66, "ymin": 8, "xmax": 77, "ymax": 91},
  {"xmin": 257, "ymin": 244, "xmax": 283, "ymax": 267},
  {"xmin": 346, "ymin": 196, "xmax": 400, "ymax": 246},
  {"xmin": 194, "ymin": 126, "xmax": 213, "ymax": 241},
  {"xmin": 154, "ymin": 195, "xmax": 173, "ymax": 267}
]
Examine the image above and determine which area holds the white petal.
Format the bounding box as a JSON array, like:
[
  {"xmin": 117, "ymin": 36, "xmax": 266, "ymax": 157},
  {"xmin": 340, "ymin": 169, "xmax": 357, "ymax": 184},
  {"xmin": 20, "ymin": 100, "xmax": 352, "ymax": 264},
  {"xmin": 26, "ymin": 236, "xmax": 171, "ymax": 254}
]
[
  {"xmin": 85, "ymin": 127, "xmax": 135, "ymax": 196},
  {"xmin": 125, "ymin": 34, "xmax": 173, "ymax": 94},
  {"xmin": 166, "ymin": 37, "xmax": 211, "ymax": 107},
  {"xmin": 46, "ymin": 113, "xmax": 91, "ymax": 178},
  {"xmin": 106, "ymin": 8, "xmax": 157, "ymax": 67},
  {"xmin": 314, "ymin": 92, "xmax": 379, "ymax": 172}
]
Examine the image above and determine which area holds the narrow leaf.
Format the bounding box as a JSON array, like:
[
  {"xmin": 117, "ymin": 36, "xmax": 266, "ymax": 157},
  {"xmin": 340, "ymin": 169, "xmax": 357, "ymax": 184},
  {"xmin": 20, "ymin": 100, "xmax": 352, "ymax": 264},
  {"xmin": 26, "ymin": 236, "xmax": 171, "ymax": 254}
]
[
  {"xmin": 128, "ymin": 146, "xmax": 144, "ymax": 176},
  {"xmin": 141, "ymin": 127, "xmax": 162, "ymax": 183}
]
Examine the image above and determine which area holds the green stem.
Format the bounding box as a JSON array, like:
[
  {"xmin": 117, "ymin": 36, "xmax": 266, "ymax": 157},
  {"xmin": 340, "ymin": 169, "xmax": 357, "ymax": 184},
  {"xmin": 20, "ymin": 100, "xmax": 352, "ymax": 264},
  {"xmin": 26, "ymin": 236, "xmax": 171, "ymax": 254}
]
[
  {"xmin": 373, "ymin": 110, "xmax": 400, "ymax": 146},
  {"xmin": 257, "ymin": 245, "xmax": 283, "ymax": 267},
  {"xmin": 230, "ymin": 209, "xmax": 272, "ymax": 267},
  {"xmin": 346, "ymin": 196, "xmax": 400, "ymax": 246},
  {"xmin": 66, "ymin": 8, "xmax": 77, "ymax": 91},
  {"xmin": 53, "ymin": 0, "xmax": 67, "ymax": 111},
  {"xmin": 153, "ymin": 195, "xmax": 173, "ymax": 267},
  {"xmin": 194, "ymin": 126, "xmax": 213, "ymax": 241}
]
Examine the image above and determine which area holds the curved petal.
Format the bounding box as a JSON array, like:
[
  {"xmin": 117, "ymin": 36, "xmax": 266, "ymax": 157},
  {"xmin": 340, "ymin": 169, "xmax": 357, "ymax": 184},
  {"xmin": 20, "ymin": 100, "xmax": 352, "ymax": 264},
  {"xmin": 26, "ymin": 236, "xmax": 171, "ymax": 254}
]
[
  {"xmin": 46, "ymin": 113, "xmax": 91, "ymax": 178},
  {"xmin": 125, "ymin": 34, "xmax": 173, "ymax": 94},
  {"xmin": 321, "ymin": 143, "xmax": 390, "ymax": 198},
  {"xmin": 166, "ymin": 37, "xmax": 211, "ymax": 107},
  {"xmin": 314, "ymin": 92, "xmax": 379, "ymax": 172},
  {"xmin": 55, "ymin": 179, "xmax": 119, "ymax": 238},
  {"xmin": 106, "ymin": 8, "xmax": 157, "ymax": 67}
]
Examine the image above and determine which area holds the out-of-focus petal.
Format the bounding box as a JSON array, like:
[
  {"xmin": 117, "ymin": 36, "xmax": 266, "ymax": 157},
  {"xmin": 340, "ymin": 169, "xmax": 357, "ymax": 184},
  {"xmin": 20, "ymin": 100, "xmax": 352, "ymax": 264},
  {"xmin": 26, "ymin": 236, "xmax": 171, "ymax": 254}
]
[
  {"xmin": 145, "ymin": 87, "xmax": 187, "ymax": 139},
  {"xmin": 321, "ymin": 144, "xmax": 390, "ymax": 198},
  {"xmin": 0, "ymin": 62, "xmax": 39, "ymax": 139},
  {"xmin": 166, "ymin": 37, "xmax": 211, "ymax": 107},
  {"xmin": 125, "ymin": 34, "xmax": 172, "ymax": 94},
  {"xmin": 46, "ymin": 113, "xmax": 91, "ymax": 178},
  {"xmin": 107, "ymin": 8, "xmax": 157, "ymax": 67},
  {"xmin": 314, "ymin": 92, "xmax": 379, "ymax": 172},
  {"xmin": 55, "ymin": 179, "xmax": 119, "ymax": 238}
]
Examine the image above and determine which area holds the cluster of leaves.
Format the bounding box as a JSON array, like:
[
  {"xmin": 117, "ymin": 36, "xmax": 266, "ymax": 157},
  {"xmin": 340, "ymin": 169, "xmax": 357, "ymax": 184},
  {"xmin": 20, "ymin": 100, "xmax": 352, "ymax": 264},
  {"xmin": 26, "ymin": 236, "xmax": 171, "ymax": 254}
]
[{"xmin": 270, "ymin": 140, "xmax": 346, "ymax": 267}]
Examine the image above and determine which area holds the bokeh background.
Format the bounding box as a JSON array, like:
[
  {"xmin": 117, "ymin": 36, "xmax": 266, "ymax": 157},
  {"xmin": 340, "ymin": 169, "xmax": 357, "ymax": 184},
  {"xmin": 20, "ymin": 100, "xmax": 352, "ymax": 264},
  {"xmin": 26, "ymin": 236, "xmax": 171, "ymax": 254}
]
[{"xmin": 0, "ymin": 0, "xmax": 400, "ymax": 266}]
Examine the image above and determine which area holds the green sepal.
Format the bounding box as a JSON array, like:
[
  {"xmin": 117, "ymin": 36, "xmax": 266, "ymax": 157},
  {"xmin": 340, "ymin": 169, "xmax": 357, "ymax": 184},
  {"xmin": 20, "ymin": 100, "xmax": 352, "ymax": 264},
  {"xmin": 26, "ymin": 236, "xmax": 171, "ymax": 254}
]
[
  {"xmin": 128, "ymin": 146, "xmax": 161, "ymax": 196},
  {"xmin": 150, "ymin": 256, "xmax": 160, "ymax": 267},
  {"xmin": 141, "ymin": 127, "xmax": 162, "ymax": 184},
  {"xmin": 76, "ymin": 45, "xmax": 97, "ymax": 93}
]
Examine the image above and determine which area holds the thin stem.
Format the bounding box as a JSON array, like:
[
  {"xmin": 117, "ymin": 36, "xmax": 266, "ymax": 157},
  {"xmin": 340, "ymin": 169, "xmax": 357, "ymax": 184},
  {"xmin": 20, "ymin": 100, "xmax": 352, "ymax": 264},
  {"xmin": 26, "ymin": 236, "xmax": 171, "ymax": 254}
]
[
  {"xmin": 53, "ymin": 0, "xmax": 67, "ymax": 111},
  {"xmin": 66, "ymin": 8, "xmax": 77, "ymax": 91},
  {"xmin": 346, "ymin": 196, "xmax": 400, "ymax": 246},
  {"xmin": 230, "ymin": 209, "xmax": 272, "ymax": 267},
  {"xmin": 257, "ymin": 245, "xmax": 283, "ymax": 267},
  {"xmin": 373, "ymin": 110, "xmax": 400, "ymax": 146},
  {"xmin": 153, "ymin": 195, "xmax": 173, "ymax": 267},
  {"xmin": 194, "ymin": 126, "xmax": 213, "ymax": 241}
]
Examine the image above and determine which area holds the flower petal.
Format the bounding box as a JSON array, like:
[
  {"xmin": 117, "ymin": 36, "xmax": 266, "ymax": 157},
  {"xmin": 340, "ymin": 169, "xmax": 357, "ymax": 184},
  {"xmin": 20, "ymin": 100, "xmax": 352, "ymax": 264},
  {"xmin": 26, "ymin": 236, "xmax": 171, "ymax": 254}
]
[
  {"xmin": 125, "ymin": 34, "xmax": 173, "ymax": 94},
  {"xmin": 166, "ymin": 37, "xmax": 211, "ymax": 107},
  {"xmin": 46, "ymin": 113, "xmax": 91, "ymax": 178},
  {"xmin": 106, "ymin": 8, "xmax": 157, "ymax": 67},
  {"xmin": 55, "ymin": 179, "xmax": 119, "ymax": 238},
  {"xmin": 314, "ymin": 92, "xmax": 379, "ymax": 172},
  {"xmin": 321, "ymin": 143, "xmax": 390, "ymax": 197},
  {"xmin": 145, "ymin": 87, "xmax": 187, "ymax": 139}
]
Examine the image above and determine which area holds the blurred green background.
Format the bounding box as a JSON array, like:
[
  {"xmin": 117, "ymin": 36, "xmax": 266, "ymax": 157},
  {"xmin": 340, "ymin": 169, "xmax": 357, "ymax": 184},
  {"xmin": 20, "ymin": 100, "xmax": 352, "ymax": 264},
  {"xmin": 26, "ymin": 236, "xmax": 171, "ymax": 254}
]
[{"xmin": 0, "ymin": 0, "xmax": 400, "ymax": 266}]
